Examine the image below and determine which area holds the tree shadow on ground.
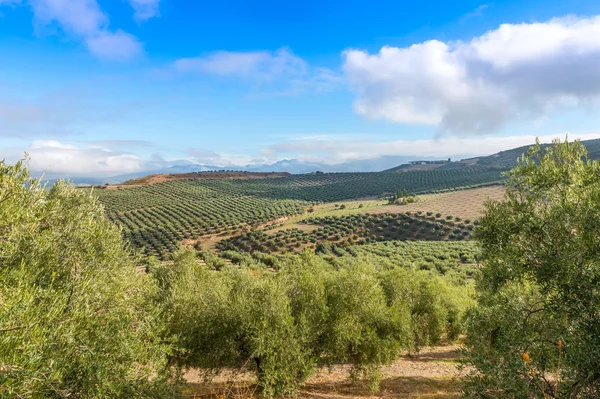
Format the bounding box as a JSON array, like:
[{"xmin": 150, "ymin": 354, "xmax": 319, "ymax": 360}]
[
  {"xmin": 183, "ymin": 376, "xmax": 462, "ymax": 399},
  {"xmin": 300, "ymin": 376, "xmax": 462, "ymax": 398}
]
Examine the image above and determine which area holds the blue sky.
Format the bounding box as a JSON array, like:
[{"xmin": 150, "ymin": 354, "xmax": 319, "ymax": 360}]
[{"xmin": 2, "ymin": 0, "xmax": 600, "ymax": 176}]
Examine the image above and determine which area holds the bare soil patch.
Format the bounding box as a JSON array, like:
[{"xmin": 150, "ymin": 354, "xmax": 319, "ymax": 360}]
[
  {"xmin": 107, "ymin": 171, "xmax": 291, "ymax": 188},
  {"xmin": 369, "ymin": 186, "xmax": 505, "ymax": 220},
  {"xmin": 182, "ymin": 346, "xmax": 465, "ymax": 399}
]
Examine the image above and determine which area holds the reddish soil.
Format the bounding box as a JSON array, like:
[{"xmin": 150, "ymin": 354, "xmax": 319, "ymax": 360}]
[{"xmin": 111, "ymin": 171, "xmax": 291, "ymax": 188}]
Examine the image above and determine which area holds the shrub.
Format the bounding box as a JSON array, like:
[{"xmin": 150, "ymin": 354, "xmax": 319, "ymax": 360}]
[
  {"xmin": 163, "ymin": 251, "xmax": 305, "ymax": 397},
  {"xmin": 321, "ymin": 261, "xmax": 406, "ymax": 390},
  {"xmin": 463, "ymin": 139, "xmax": 600, "ymax": 398},
  {"xmin": 0, "ymin": 159, "xmax": 177, "ymax": 398}
]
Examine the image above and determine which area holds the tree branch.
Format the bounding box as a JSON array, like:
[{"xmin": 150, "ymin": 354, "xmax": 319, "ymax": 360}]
[{"xmin": 0, "ymin": 326, "xmax": 23, "ymax": 333}]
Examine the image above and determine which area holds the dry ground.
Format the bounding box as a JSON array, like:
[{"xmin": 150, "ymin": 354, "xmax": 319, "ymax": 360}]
[
  {"xmin": 369, "ymin": 185, "xmax": 505, "ymax": 220},
  {"xmin": 182, "ymin": 346, "xmax": 465, "ymax": 399},
  {"xmin": 267, "ymin": 185, "xmax": 505, "ymax": 235},
  {"xmin": 101, "ymin": 172, "xmax": 292, "ymax": 189}
]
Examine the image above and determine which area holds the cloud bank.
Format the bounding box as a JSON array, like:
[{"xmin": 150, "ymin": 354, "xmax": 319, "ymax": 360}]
[
  {"xmin": 23, "ymin": 140, "xmax": 145, "ymax": 177},
  {"xmin": 343, "ymin": 16, "xmax": 600, "ymax": 134},
  {"xmin": 265, "ymin": 133, "xmax": 600, "ymax": 164}
]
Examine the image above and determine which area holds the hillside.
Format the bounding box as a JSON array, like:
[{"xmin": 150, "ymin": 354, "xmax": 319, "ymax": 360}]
[
  {"xmin": 383, "ymin": 138, "xmax": 600, "ymax": 173},
  {"xmin": 120, "ymin": 171, "xmax": 291, "ymax": 186},
  {"xmin": 95, "ymin": 166, "xmax": 502, "ymax": 258},
  {"xmin": 91, "ymin": 138, "xmax": 599, "ymax": 259},
  {"xmin": 467, "ymin": 137, "xmax": 600, "ymax": 168}
]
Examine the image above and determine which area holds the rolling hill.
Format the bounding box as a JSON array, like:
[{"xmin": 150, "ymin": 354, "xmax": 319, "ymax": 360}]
[{"xmin": 90, "ymin": 138, "xmax": 599, "ymax": 258}]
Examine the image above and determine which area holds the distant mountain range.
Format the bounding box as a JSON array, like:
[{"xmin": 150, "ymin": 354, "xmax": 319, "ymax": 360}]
[
  {"xmin": 40, "ymin": 138, "xmax": 600, "ymax": 186},
  {"xmin": 41, "ymin": 155, "xmax": 430, "ymax": 185}
]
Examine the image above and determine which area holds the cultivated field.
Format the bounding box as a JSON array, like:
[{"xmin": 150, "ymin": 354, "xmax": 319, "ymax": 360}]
[
  {"xmin": 370, "ymin": 185, "xmax": 505, "ymax": 220},
  {"xmin": 94, "ymin": 169, "xmax": 505, "ymax": 258},
  {"xmin": 262, "ymin": 185, "xmax": 504, "ymax": 236},
  {"xmin": 218, "ymin": 213, "xmax": 476, "ymax": 255}
]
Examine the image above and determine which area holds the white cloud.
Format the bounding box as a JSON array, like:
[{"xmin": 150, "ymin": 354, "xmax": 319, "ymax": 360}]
[
  {"xmin": 86, "ymin": 30, "xmax": 142, "ymax": 61},
  {"xmin": 266, "ymin": 133, "xmax": 600, "ymax": 164},
  {"xmin": 343, "ymin": 15, "xmax": 600, "ymax": 134},
  {"xmin": 186, "ymin": 148, "xmax": 263, "ymax": 167},
  {"xmin": 3, "ymin": 0, "xmax": 143, "ymax": 61},
  {"xmin": 174, "ymin": 48, "xmax": 342, "ymax": 94},
  {"xmin": 175, "ymin": 48, "xmax": 306, "ymax": 79},
  {"xmin": 25, "ymin": 140, "xmax": 145, "ymax": 177},
  {"xmin": 127, "ymin": 0, "xmax": 159, "ymax": 21},
  {"xmin": 30, "ymin": 0, "xmax": 106, "ymax": 36}
]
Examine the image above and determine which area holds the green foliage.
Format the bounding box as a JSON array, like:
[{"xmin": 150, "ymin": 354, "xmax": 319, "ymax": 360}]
[
  {"xmin": 158, "ymin": 249, "xmax": 473, "ymax": 397},
  {"xmin": 463, "ymin": 138, "xmax": 600, "ymax": 398},
  {"xmin": 0, "ymin": 158, "xmax": 178, "ymax": 398},
  {"xmin": 386, "ymin": 189, "xmax": 417, "ymax": 205},
  {"xmin": 379, "ymin": 268, "xmax": 474, "ymax": 351}
]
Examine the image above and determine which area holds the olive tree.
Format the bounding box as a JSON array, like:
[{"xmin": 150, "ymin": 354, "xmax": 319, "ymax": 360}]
[
  {"xmin": 0, "ymin": 158, "xmax": 178, "ymax": 398},
  {"xmin": 463, "ymin": 139, "xmax": 600, "ymax": 398}
]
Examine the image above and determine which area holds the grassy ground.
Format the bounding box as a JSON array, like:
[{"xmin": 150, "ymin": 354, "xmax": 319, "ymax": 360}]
[{"xmin": 182, "ymin": 346, "xmax": 464, "ymax": 399}]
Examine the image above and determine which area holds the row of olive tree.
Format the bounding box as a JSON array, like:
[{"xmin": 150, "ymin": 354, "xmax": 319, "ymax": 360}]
[{"xmin": 153, "ymin": 249, "xmax": 474, "ymax": 396}]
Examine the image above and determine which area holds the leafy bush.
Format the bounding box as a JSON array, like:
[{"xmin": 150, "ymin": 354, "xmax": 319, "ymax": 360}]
[
  {"xmin": 463, "ymin": 139, "xmax": 600, "ymax": 398},
  {"xmin": 0, "ymin": 159, "xmax": 177, "ymax": 398}
]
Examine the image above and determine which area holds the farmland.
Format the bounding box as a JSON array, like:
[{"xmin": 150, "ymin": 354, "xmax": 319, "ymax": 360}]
[
  {"xmin": 217, "ymin": 212, "xmax": 476, "ymax": 255},
  {"xmin": 95, "ymin": 166, "xmax": 505, "ymax": 258},
  {"xmin": 213, "ymin": 240, "xmax": 479, "ymax": 280},
  {"xmin": 260, "ymin": 185, "xmax": 505, "ymax": 234},
  {"xmin": 89, "ymin": 162, "xmax": 505, "ymax": 395},
  {"xmin": 372, "ymin": 185, "xmax": 506, "ymax": 219},
  {"xmin": 9, "ymin": 139, "xmax": 597, "ymax": 399}
]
